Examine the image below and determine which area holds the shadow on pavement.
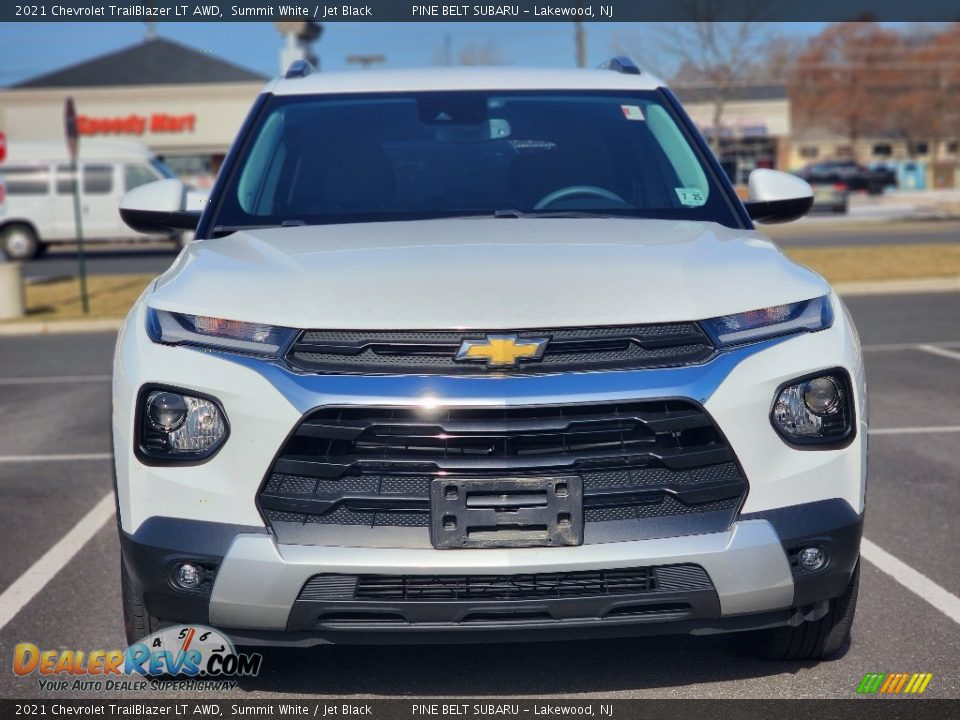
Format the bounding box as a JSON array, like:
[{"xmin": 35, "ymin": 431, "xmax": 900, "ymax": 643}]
[{"xmin": 236, "ymin": 634, "xmax": 824, "ymax": 695}]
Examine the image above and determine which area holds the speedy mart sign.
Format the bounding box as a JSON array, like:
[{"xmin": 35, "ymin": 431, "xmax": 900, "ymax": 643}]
[{"xmin": 77, "ymin": 113, "xmax": 196, "ymax": 136}]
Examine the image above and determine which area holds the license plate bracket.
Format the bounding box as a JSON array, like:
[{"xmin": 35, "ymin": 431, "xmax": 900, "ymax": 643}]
[{"xmin": 430, "ymin": 476, "xmax": 583, "ymax": 549}]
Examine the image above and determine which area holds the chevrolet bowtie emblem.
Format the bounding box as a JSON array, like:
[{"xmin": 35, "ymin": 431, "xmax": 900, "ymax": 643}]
[{"xmin": 455, "ymin": 334, "xmax": 549, "ymax": 368}]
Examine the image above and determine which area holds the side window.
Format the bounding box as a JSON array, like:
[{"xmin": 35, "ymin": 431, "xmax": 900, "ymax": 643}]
[
  {"xmin": 125, "ymin": 164, "xmax": 159, "ymax": 191},
  {"xmin": 237, "ymin": 111, "xmax": 286, "ymax": 215},
  {"xmin": 56, "ymin": 165, "xmax": 76, "ymax": 194},
  {"xmin": 83, "ymin": 164, "xmax": 114, "ymax": 195},
  {"xmin": 2, "ymin": 165, "xmax": 50, "ymax": 195},
  {"xmin": 644, "ymin": 104, "xmax": 710, "ymax": 208}
]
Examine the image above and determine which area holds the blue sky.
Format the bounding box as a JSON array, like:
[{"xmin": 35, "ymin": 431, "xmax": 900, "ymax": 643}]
[{"xmin": 0, "ymin": 21, "xmax": 839, "ymax": 85}]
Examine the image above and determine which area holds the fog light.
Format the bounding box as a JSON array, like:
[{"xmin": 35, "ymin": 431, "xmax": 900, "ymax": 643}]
[
  {"xmin": 167, "ymin": 396, "xmax": 226, "ymax": 452},
  {"xmin": 175, "ymin": 563, "xmax": 201, "ymax": 589},
  {"xmin": 138, "ymin": 387, "xmax": 228, "ymax": 461},
  {"xmin": 803, "ymin": 377, "xmax": 841, "ymax": 415},
  {"xmin": 146, "ymin": 391, "xmax": 187, "ymax": 431},
  {"xmin": 771, "ymin": 371, "xmax": 852, "ymax": 445},
  {"xmin": 798, "ymin": 547, "xmax": 827, "ymax": 571}
]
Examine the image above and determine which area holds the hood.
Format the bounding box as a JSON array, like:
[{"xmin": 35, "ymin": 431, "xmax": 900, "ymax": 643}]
[{"xmin": 150, "ymin": 218, "xmax": 829, "ymax": 330}]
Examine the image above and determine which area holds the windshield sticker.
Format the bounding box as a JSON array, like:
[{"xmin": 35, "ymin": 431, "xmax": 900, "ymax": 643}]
[
  {"xmin": 620, "ymin": 105, "xmax": 645, "ymax": 121},
  {"xmin": 675, "ymin": 187, "xmax": 707, "ymax": 206}
]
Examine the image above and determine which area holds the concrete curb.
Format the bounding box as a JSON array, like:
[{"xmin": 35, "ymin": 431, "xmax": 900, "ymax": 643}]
[
  {"xmin": 0, "ymin": 318, "xmax": 124, "ymax": 336},
  {"xmin": 834, "ymin": 276, "xmax": 960, "ymax": 296}
]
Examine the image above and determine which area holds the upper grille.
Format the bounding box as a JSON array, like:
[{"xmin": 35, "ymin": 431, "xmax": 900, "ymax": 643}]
[
  {"xmin": 285, "ymin": 324, "xmax": 715, "ymax": 375},
  {"xmin": 258, "ymin": 400, "xmax": 747, "ymax": 544}
]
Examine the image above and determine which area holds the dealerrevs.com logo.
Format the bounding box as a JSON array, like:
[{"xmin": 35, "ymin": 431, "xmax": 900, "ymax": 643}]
[
  {"xmin": 13, "ymin": 625, "xmax": 261, "ymax": 691},
  {"xmin": 857, "ymin": 672, "xmax": 933, "ymax": 695}
]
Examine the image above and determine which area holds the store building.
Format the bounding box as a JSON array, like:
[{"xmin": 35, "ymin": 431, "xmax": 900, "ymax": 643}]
[
  {"xmin": 674, "ymin": 83, "xmax": 792, "ymax": 185},
  {"xmin": 0, "ymin": 37, "xmax": 268, "ymax": 187}
]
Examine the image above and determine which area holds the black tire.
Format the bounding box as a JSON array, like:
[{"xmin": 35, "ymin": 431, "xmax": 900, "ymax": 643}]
[
  {"xmin": 746, "ymin": 560, "xmax": 860, "ymax": 661},
  {"xmin": 0, "ymin": 224, "xmax": 41, "ymax": 260},
  {"xmin": 121, "ymin": 556, "xmax": 160, "ymax": 646}
]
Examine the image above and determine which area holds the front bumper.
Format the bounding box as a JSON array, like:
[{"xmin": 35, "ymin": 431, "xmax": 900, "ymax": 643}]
[
  {"xmin": 114, "ymin": 295, "xmax": 867, "ymax": 643},
  {"xmin": 120, "ymin": 498, "xmax": 862, "ymax": 645}
]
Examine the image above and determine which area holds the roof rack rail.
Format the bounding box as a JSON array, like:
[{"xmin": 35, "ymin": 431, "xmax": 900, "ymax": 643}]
[
  {"xmin": 284, "ymin": 59, "xmax": 314, "ymax": 79},
  {"xmin": 600, "ymin": 56, "xmax": 641, "ymax": 75}
]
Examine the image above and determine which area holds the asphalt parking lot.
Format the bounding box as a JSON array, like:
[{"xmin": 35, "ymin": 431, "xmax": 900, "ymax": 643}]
[{"xmin": 0, "ymin": 291, "xmax": 958, "ymax": 700}]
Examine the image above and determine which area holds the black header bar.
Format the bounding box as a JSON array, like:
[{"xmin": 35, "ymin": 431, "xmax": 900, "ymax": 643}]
[
  {"xmin": 5, "ymin": 0, "xmax": 960, "ymax": 23},
  {"xmin": 1, "ymin": 699, "xmax": 959, "ymax": 719}
]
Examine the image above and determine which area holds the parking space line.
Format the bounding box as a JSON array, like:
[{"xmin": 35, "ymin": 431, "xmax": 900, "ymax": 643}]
[
  {"xmin": 862, "ymin": 341, "xmax": 960, "ymax": 352},
  {"xmin": 917, "ymin": 344, "xmax": 960, "ymax": 362},
  {"xmin": 869, "ymin": 426, "xmax": 960, "ymax": 435},
  {"xmin": 0, "ymin": 492, "xmax": 114, "ymax": 633},
  {"xmin": 861, "ymin": 538, "xmax": 960, "ymax": 625},
  {"xmin": 0, "ymin": 375, "xmax": 111, "ymax": 386},
  {"xmin": 0, "ymin": 453, "xmax": 111, "ymax": 463}
]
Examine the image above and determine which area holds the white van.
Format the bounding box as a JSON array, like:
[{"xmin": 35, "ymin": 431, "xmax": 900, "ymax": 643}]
[{"xmin": 0, "ymin": 139, "xmax": 190, "ymax": 259}]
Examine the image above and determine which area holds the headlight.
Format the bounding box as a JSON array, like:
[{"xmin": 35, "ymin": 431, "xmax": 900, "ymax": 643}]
[
  {"xmin": 771, "ymin": 370, "xmax": 854, "ymax": 446},
  {"xmin": 137, "ymin": 387, "xmax": 228, "ymax": 463},
  {"xmin": 701, "ymin": 296, "xmax": 833, "ymax": 347},
  {"xmin": 146, "ymin": 307, "xmax": 296, "ymax": 357}
]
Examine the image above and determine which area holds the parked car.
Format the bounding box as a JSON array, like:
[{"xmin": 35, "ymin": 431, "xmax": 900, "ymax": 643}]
[
  {"xmin": 0, "ymin": 139, "xmax": 192, "ymax": 259},
  {"xmin": 113, "ymin": 59, "xmax": 866, "ymax": 662},
  {"xmin": 796, "ymin": 160, "xmax": 894, "ymax": 195},
  {"xmin": 809, "ymin": 181, "xmax": 850, "ymax": 214}
]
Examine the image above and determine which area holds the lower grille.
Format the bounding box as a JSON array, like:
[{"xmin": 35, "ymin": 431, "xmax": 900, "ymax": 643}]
[{"xmin": 298, "ymin": 564, "xmax": 713, "ymax": 602}]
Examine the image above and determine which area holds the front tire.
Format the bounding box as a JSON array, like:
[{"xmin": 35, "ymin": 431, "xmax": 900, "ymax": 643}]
[
  {"xmin": 121, "ymin": 555, "xmax": 160, "ymax": 646},
  {"xmin": 747, "ymin": 560, "xmax": 860, "ymax": 661},
  {"xmin": 1, "ymin": 224, "xmax": 41, "ymax": 260}
]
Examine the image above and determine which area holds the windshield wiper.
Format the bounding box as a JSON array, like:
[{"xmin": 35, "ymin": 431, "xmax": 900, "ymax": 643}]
[
  {"xmin": 493, "ymin": 209, "xmax": 618, "ymax": 219},
  {"xmin": 211, "ymin": 220, "xmax": 305, "ymax": 236}
]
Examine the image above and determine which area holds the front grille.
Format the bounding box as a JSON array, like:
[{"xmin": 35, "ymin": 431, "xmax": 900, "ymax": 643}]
[
  {"xmin": 298, "ymin": 564, "xmax": 713, "ymax": 602},
  {"xmin": 285, "ymin": 324, "xmax": 715, "ymax": 375},
  {"xmin": 259, "ymin": 400, "xmax": 747, "ymax": 545}
]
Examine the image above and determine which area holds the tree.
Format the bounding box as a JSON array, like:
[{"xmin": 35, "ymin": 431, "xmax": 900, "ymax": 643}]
[
  {"xmin": 434, "ymin": 39, "xmax": 506, "ymax": 66},
  {"xmin": 791, "ymin": 22, "xmax": 902, "ymax": 160},
  {"xmin": 791, "ymin": 22, "xmax": 960, "ymax": 163},
  {"xmin": 902, "ymin": 23, "xmax": 960, "ymax": 162},
  {"xmin": 616, "ymin": 13, "xmax": 778, "ymax": 154}
]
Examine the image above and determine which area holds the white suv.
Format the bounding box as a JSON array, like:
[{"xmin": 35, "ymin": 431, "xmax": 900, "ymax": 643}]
[{"xmin": 113, "ymin": 59, "xmax": 866, "ymax": 661}]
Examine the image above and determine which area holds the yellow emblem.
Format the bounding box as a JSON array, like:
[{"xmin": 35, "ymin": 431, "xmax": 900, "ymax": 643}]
[{"xmin": 455, "ymin": 334, "xmax": 549, "ymax": 368}]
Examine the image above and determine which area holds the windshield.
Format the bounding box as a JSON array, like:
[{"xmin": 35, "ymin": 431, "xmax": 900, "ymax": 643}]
[{"xmin": 212, "ymin": 90, "xmax": 739, "ymax": 230}]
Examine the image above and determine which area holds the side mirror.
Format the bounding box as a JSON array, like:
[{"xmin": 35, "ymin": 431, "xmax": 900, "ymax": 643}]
[
  {"xmin": 120, "ymin": 179, "xmax": 200, "ymax": 233},
  {"xmin": 743, "ymin": 169, "xmax": 814, "ymax": 224}
]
